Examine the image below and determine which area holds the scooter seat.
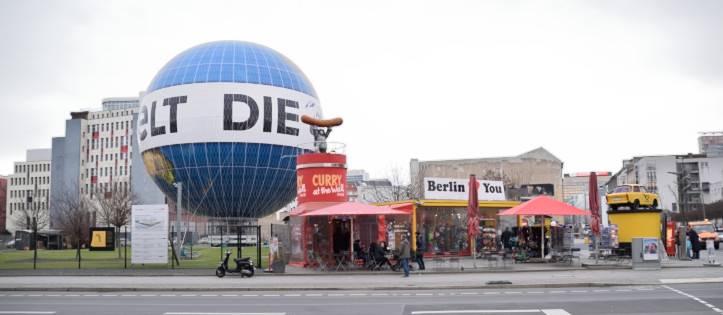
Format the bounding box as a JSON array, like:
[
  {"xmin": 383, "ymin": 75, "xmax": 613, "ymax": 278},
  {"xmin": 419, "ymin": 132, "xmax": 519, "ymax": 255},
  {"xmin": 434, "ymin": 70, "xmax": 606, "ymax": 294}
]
[{"xmin": 234, "ymin": 257, "xmax": 251, "ymax": 263}]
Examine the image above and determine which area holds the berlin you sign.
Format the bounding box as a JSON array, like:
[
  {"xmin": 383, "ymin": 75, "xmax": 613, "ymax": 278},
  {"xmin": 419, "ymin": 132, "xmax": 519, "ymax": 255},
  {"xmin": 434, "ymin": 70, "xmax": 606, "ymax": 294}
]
[{"xmin": 424, "ymin": 177, "xmax": 506, "ymax": 201}]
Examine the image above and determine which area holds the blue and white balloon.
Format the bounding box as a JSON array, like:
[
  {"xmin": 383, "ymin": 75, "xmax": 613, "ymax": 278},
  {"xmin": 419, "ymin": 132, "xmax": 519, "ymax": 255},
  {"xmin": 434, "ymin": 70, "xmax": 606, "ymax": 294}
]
[{"xmin": 138, "ymin": 41, "xmax": 321, "ymax": 218}]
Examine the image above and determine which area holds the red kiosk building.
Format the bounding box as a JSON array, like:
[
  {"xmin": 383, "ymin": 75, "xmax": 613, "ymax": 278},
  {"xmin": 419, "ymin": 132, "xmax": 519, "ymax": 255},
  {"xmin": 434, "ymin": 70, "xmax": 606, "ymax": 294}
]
[{"xmin": 288, "ymin": 152, "xmax": 410, "ymax": 268}]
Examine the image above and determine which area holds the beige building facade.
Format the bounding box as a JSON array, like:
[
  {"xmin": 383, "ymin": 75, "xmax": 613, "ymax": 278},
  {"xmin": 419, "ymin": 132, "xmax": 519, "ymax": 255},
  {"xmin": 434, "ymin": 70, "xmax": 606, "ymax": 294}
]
[{"xmin": 410, "ymin": 147, "xmax": 564, "ymax": 201}]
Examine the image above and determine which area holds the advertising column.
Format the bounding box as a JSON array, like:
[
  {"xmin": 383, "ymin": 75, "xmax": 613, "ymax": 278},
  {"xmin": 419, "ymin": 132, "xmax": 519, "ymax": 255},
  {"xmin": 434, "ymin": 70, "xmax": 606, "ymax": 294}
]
[{"xmin": 296, "ymin": 153, "xmax": 347, "ymax": 204}]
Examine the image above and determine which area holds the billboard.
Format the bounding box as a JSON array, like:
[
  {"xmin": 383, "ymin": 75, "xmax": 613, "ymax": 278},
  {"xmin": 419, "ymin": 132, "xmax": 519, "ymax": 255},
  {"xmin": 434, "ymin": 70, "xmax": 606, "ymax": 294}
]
[
  {"xmin": 89, "ymin": 227, "xmax": 115, "ymax": 251},
  {"xmin": 131, "ymin": 204, "xmax": 169, "ymax": 264},
  {"xmin": 424, "ymin": 177, "xmax": 506, "ymax": 200}
]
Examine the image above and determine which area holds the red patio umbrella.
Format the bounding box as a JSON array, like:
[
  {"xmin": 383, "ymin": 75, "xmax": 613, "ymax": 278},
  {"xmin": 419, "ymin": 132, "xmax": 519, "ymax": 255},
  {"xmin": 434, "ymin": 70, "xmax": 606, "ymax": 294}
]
[
  {"xmin": 498, "ymin": 195, "xmax": 591, "ymax": 216},
  {"xmin": 467, "ymin": 175, "xmax": 480, "ymax": 258},
  {"xmin": 589, "ymin": 172, "xmax": 601, "ymax": 237},
  {"xmin": 499, "ymin": 195, "xmax": 590, "ymax": 260},
  {"xmin": 377, "ymin": 215, "xmax": 386, "ymax": 243}
]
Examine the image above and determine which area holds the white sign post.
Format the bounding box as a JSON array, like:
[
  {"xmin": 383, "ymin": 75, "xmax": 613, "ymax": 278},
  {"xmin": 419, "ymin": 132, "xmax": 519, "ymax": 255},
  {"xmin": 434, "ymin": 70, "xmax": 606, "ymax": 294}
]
[
  {"xmin": 423, "ymin": 177, "xmax": 506, "ymax": 200},
  {"xmin": 131, "ymin": 204, "xmax": 169, "ymax": 264}
]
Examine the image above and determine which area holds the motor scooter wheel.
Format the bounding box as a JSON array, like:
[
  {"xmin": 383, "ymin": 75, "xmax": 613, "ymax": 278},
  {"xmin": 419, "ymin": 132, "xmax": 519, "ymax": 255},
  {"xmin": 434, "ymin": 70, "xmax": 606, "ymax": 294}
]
[
  {"xmin": 215, "ymin": 267, "xmax": 226, "ymax": 278},
  {"xmin": 242, "ymin": 267, "xmax": 255, "ymax": 278}
]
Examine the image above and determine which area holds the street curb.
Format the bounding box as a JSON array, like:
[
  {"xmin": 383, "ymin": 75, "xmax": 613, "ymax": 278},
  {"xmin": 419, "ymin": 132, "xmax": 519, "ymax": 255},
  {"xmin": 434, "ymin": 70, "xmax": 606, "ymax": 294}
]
[
  {"xmin": 0, "ymin": 267, "xmax": 590, "ymax": 277},
  {"xmin": 0, "ymin": 282, "xmax": 669, "ymax": 292}
]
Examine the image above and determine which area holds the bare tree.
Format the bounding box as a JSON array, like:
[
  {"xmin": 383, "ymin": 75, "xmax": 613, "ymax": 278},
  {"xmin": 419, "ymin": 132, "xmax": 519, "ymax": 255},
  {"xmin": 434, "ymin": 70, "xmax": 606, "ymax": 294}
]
[
  {"xmin": 13, "ymin": 197, "xmax": 49, "ymax": 232},
  {"xmin": 361, "ymin": 165, "xmax": 415, "ymax": 203},
  {"xmin": 53, "ymin": 190, "xmax": 93, "ymax": 262},
  {"xmin": 96, "ymin": 189, "xmax": 135, "ymax": 257}
]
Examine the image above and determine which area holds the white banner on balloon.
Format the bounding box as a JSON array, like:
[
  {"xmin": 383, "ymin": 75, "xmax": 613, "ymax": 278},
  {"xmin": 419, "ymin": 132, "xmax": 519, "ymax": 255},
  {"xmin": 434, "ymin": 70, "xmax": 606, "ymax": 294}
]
[
  {"xmin": 138, "ymin": 82, "xmax": 322, "ymax": 152},
  {"xmin": 131, "ymin": 204, "xmax": 169, "ymax": 264}
]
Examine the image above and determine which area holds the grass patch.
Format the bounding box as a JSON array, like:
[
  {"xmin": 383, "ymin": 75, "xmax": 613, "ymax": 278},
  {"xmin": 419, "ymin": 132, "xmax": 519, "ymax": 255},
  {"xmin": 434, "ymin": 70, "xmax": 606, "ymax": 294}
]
[{"xmin": 0, "ymin": 245, "xmax": 269, "ymax": 270}]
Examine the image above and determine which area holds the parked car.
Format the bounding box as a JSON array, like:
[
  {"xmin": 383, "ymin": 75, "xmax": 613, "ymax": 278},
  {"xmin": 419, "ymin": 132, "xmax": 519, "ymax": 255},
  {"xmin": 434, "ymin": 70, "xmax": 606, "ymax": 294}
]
[
  {"xmin": 689, "ymin": 220, "xmax": 719, "ymax": 250},
  {"xmin": 5, "ymin": 240, "xmax": 15, "ymax": 249},
  {"xmin": 606, "ymin": 184, "xmax": 658, "ymax": 210}
]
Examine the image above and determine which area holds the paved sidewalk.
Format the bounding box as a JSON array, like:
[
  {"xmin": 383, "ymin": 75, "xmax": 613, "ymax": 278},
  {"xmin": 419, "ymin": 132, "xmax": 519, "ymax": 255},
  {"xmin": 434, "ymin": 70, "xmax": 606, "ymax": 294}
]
[{"xmin": 1, "ymin": 266, "xmax": 721, "ymax": 291}]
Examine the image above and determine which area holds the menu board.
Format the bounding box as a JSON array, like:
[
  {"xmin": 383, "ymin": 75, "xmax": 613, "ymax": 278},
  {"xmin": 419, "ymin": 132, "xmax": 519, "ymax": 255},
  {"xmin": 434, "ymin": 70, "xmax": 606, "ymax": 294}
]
[{"xmin": 131, "ymin": 204, "xmax": 169, "ymax": 264}]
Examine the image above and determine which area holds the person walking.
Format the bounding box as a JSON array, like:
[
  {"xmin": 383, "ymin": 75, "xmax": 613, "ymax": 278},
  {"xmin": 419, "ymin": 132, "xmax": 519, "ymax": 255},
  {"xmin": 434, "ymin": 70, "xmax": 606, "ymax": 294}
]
[
  {"xmin": 688, "ymin": 227, "xmax": 701, "ymax": 259},
  {"xmin": 501, "ymin": 227, "xmax": 513, "ymax": 251},
  {"xmin": 399, "ymin": 234, "xmax": 411, "ymax": 277},
  {"xmin": 415, "ymin": 232, "xmax": 426, "ymax": 270}
]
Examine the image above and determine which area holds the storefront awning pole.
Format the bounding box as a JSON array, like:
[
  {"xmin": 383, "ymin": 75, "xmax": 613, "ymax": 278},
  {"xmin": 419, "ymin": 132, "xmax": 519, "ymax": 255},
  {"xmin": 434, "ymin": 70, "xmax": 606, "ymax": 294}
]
[
  {"xmin": 541, "ymin": 216, "xmax": 545, "ymax": 261},
  {"xmin": 350, "ymin": 216, "xmax": 354, "ymax": 263}
]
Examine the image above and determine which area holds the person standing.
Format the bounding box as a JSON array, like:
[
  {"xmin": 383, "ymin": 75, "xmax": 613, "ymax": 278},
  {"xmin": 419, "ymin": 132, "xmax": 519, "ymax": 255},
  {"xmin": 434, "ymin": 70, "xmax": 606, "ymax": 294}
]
[
  {"xmin": 688, "ymin": 227, "xmax": 701, "ymax": 259},
  {"xmin": 415, "ymin": 232, "xmax": 426, "ymax": 270},
  {"xmin": 501, "ymin": 227, "xmax": 513, "ymax": 251},
  {"xmin": 399, "ymin": 234, "xmax": 411, "ymax": 277}
]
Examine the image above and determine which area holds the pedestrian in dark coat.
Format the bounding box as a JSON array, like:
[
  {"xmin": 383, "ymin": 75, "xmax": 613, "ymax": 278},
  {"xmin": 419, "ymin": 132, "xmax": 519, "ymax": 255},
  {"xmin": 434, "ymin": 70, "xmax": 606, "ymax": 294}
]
[
  {"xmin": 415, "ymin": 232, "xmax": 426, "ymax": 270},
  {"xmin": 687, "ymin": 227, "xmax": 701, "ymax": 259}
]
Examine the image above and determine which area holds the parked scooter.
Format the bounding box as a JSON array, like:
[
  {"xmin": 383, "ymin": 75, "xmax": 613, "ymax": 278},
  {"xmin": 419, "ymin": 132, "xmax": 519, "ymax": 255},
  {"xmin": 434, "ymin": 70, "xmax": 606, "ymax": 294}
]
[{"xmin": 216, "ymin": 250, "xmax": 255, "ymax": 278}]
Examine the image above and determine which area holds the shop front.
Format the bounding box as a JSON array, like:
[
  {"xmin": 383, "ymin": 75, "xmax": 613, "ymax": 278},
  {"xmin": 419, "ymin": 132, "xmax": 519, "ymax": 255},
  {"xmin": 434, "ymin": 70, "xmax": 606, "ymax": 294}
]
[{"xmin": 381, "ymin": 199, "xmax": 519, "ymax": 257}]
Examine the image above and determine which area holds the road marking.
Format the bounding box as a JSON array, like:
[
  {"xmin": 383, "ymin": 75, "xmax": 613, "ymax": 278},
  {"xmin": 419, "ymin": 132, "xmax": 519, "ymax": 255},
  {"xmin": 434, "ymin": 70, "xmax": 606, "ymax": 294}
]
[
  {"xmin": 181, "ymin": 294, "xmax": 197, "ymax": 297},
  {"xmin": 371, "ymin": 293, "xmax": 388, "ymax": 296},
  {"xmin": 349, "ymin": 293, "xmax": 367, "ymax": 296},
  {"xmin": 570, "ymin": 290, "xmax": 587, "ymax": 293},
  {"xmin": 9, "ymin": 295, "xmax": 24, "ymax": 297},
  {"xmin": 0, "ymin": 294, "xmax": 5, "ymax": 296},
  {"xmin": 45, "ymin": 294, "xmax": 61, "ymax": 297},
  {"xmin": 141, "ymin": 294, "xmax": 157, "ymax": 297},
  {"xmin": 483, "ymin": 292, "xmax": 500, "ymax": 295},
  {"xmin": 615, "ymin": 289, "xmax": 631, "ymax": 292},
  {"xmin": 305, "ymin": 294, "xmax": 321, "ymax": 297},
  {"xmin": 65, "ymin": 294, "xmax": 79, "ymax": 297},
  {"xmin": 164, "ymin": 313, "xmax": 286, "ymax": 315},
  {"xmin": 549, "ymin": 291, "xmax": 566, "ymax": 294},
  {"xmin": 593, "ymin": 289, "xmax": 609, "ymax": 292},
  {"xmin": 461, "ymin": 292, "xmax": 478, "ymax": 295},
  {"xmin": 327, "ymin": 294, "xmax": 344, "ymax": 297},
  {"xmin": 660, "ymin": 277, "xmax": 723, "ymax": 284},
  {"xmin": 121, "ymin": 294, "xmax": 136, "ymax": 297},
  {"xmin": 504, "ymin": 291, "xmax": 522, "ymax": 294},
  {"xmin": 201, "ymin": 294, "xmax": 218, "ymax": 297},
  {"xmin": 83, "ymin": 294, "xmax": 99, "ymax": 297},
  {"xmin": 411, "ymin": 309, "xmax": 570, "ymax": 314},
  {"xmin": 527, "ymin": 291, "xmax": 544, "ymax": 294},
  {"xmin": 102, "ymin": 294, "xmax": 118, "ymax": 297},
  {"xmin": 222, "ymin": 294, "xmax": 238, "ymax": 297},
  {"xmin": 0, "ymin": 312, "xmax": 56, "ymax": 314},
  {"xmin": 416, "ymin": 293, "xmax": 434, "ymax": 296},
  {"xmin": 663, "ymin": 285, "xmax": 723, "ymax": 314}
]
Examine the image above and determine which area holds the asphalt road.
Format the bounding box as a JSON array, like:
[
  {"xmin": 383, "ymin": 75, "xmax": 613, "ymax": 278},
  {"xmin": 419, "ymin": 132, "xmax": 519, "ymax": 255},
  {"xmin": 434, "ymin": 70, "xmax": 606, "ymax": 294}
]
[{"xmin": 1, "ymin": 283, "xmax": 722, "ymax": 315}]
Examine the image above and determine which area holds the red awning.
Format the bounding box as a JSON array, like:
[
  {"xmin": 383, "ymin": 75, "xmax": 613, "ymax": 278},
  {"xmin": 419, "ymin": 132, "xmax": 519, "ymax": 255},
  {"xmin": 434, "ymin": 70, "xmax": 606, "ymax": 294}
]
[
  {"xmin": 389, "ymin": 202, "xmax": 414, "ymax": 214},
  {"xmin": 289, "ymin": 202, "xmax": 341, "ymax": 216},
  {"xmin": 498, "ymin": 195, "xmax": 590, "ymax": 216},
  {"xmin": 298, "ymin": 201, "xmax": 410, "ymax": 217}
]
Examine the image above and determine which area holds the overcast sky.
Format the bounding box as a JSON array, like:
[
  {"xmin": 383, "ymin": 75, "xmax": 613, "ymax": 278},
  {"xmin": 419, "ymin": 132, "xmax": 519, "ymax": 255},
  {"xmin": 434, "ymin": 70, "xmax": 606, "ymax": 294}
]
[{"xmin": 1, "ymin": 0, "xmax": 722, "ymax": 180}]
